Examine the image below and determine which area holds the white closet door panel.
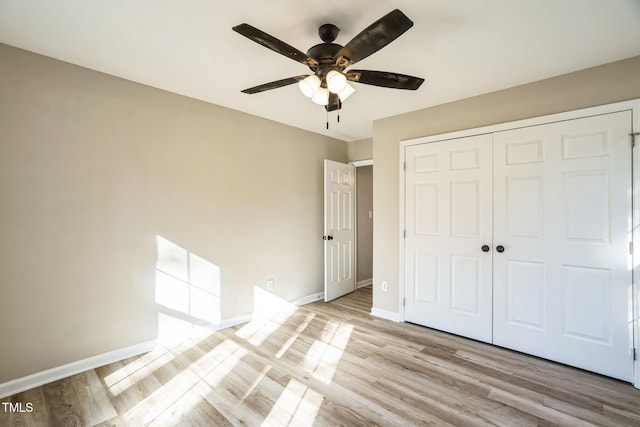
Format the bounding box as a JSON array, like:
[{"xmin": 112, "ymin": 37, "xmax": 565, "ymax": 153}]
[
  {"xmin": 405, "ymin": 134, "xmax": 493, "ymax": 343},
  {"xmin": 493, "ymin": 111, "xmax": 633, "ymax": 381}
]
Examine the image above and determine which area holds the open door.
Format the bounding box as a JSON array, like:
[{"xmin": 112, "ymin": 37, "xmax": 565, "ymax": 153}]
[{"xmin": 324, "ymin": 160, "xmax": 356, "ymax": 302}]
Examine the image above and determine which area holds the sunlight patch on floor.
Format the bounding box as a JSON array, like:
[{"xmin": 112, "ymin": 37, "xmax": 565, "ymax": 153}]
[
  {"xmin": 275, "ymin": 312, "xmax": 316, "ymax": 359},
  {"xmin": 146, "ymin": 385, "xmax": 203, "ymax": 427},
  {"xmin": 117, "ymin": 338, "xmax": 246, "ymax": 425},
  {"xmin": 103, "ymin": 346, "xmax": 174, "ymax": 392},
  {"xmin": 261, "ymin": 379, "xmax": 324, "ymax": 427},
  {"xmin": 303, "ymin": 322, "xmax": 354, "ymax": 384},
  {"xmin": 106, "ymin": 349, "xmax": 177, "ymax": 396},
  {"xmin": 104, "ymin": 280, "xmax": 360, "ymax": 425},
  {"xmin": 104, "ymin": 337, "xmax": 210, "ymax": 397},
  {"xmin": 186, "ymin": 338, "xmax": 243, "ymax": 379},
  {"xmin": 123, "ymin": 360, "xmax": 202, "ymax": 425},
  {"xmin": 241, "ymin": 364, "xmax": 273, "ymax": 401},
  {"xmin": 200, "ymin": 340, "xmax": 248, "ymax": 388},
  {"xmin": 235, "ymin": 318, "xmax": 285, "ymax": 348}
]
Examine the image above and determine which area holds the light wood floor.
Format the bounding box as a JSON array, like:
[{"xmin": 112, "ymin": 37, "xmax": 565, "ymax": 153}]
[{"xmin": 2, "ymin": 286, "xmax": 640, "ymax": 426}]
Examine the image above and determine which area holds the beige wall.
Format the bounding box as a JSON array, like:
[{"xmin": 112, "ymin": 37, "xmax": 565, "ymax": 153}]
[
  {"xmin": 372, "ymin": 55, "xmax": 640, "ymax": 313},
  {"xmin": 0, "ymin": 43, "xmax": 346, "ymax": 383},
  {"xmin": 356, "ymin": 165, "xmax": 373, "ymax": 283},
  {"xmin": 347, "ymin": 138, "xmax": 373, "ymax": 162}
]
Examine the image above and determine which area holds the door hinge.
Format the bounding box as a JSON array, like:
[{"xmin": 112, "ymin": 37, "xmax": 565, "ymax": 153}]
[
  {"xmin": 630, "ymin": 241, "xmax": 634, "ymax": 255},
  {"xmin": 403, "ymin": 229, "xmax": 407, "ymax": 239},
  {"xmin": 403, "ymin": 162, "xmax": 406, "ymax": 171},
  {"xmin": 631, "ymin": 132, "xmax": 639, "ymax": 148},
  {"xmin": 403, "ymin": 297, "xmax": 406, "ymax": 307},
  {"xmin": 634, "ymin": 348, "xmax": 637, "ymax": 361}
]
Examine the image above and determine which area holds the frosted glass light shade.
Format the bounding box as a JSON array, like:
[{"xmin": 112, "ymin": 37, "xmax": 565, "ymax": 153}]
[
  {"xmin": 326, "ymin": 70, "xmax": 347, "ymax": 93},
  {"xmin": 337, "ymin": 83, "xmax": 355, "ymax": 101},
  {"xmin": 298, "ymin": 75, "xmax": 321, "ymax": 98},
  {"xmin": 311, "ymin": 87, "xmax": 329, "ymax": 105}
]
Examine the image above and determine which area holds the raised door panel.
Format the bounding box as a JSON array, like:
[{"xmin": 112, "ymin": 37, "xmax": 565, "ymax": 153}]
[
  {"xmin": 450, "ymin": 255, "xmax": 480, "ymax": 315},
  {"xmin": 563, "ymin": 170, "xmax": 610, "ymax": 243},
  {"xmin": 506, "ymin": 177, "xmax": 544, "ymax": 239},
  {"xmin": 506, "ymin": 260, "xmax": 545, "ymax": 330},
  {"xmin": 414, "ymin": 183, "xmax": 439, "ymax": 235},
  {"xmin": 562, "ymin": 265, "xmax": 611, "ymax": 344},
  {"xmin": 451, "ymin": 181, "xmax": 480, "ymax": 238},
  {"xmin": 414, "ymin": 252, "xmax": 438, "ymax": 305}
]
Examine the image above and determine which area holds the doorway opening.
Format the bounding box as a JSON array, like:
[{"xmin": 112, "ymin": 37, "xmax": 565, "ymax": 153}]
[
  {"xmin": 323, "ymin": 159, "xmax": 373, "ymax": 308},
  {"xmin": 353, "ymin": 160, "xmax": 373, "ymax": 311}
]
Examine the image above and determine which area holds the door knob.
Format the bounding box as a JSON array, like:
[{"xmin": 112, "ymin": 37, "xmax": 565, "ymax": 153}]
[
  {"xmin": 481, "ymin": 245, "xmax": 490, "ymax": 252},
  {"xmin": 323, "ymin": 235, "xmax": 334, "ymax": 241},
  {"xmin": 496, "ymin": 245, "xmax": 505, "ymax": 253}
]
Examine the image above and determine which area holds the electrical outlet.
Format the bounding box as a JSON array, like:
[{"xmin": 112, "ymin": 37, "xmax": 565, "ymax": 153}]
[
  {"xmin": 267, "ymin": 279, "xmax": 274, "ymax": 291},
  {"xmin": 381, "ymin": 281, "xmax": 388, "ymax": 292}
]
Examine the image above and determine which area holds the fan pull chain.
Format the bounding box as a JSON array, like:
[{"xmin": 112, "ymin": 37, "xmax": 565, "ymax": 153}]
[{"xmin": 326, "ymin": 108, "xmax": 329, "ymax": 130}]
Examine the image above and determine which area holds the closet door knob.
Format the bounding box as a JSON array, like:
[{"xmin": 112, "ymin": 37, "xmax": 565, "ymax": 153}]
[
  {"xmin": 481, "ymin": 245, "xmax": 490, "ymax": 252},
  {"xmin": 496, "ymin": 245, "xmax": 505, "ymax": 253}
]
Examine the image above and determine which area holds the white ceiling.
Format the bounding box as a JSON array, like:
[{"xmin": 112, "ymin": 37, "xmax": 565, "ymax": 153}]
[{"xmin": 1, "ymin": 1, "xmax": 640, "ymax": 142}]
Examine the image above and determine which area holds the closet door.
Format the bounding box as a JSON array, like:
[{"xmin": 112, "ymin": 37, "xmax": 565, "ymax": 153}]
[
  {"xmin": 492, "ymin": 111, "xmax": 633, "ymax": 381},
  {"xmin": 404, "ymin": 134, "xmax": 493, "ymax": 343}
]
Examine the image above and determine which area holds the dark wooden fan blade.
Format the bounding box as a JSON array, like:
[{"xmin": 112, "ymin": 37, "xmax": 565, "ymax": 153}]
[
  {"xmin": 241, "ymin": 75, "xmax": 308, "ymax": 94},
  {"xmin": 346, "ymin": 70, "xmax": 424, "ymax": 90},
  {"xmin": 233, "ymin": 24, "xmax": 318, "ymax": 66},
  {"xmin": 334, "ymin": 9, "xmax": 413, "ymax": 67}
]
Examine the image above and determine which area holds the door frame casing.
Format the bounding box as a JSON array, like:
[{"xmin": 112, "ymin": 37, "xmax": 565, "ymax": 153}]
[{"xmin": 399, "ymin": 99, "xmax": 640, "ymax": 388}]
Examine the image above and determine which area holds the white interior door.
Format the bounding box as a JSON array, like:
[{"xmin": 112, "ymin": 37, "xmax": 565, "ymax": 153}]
[
  {"xmin": 324, "ymin": 160, "xmax": 356, "ymax": 302},
  {"xmin": 492, "ymin": 111, "xmax": 633, "ymax": 381},
  {"xmin": 404, "ymin": 134, "xmax": 494, "ymax": 343}
]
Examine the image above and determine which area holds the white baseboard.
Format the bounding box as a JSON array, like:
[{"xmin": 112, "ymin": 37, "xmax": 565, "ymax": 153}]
[
  {"xmin": 0, "ymin": 340, "xmax": 156, "ymax": 399},
  {"xmin": 292, "ymin": 291, "xmax": 324, "ymax": 306},
  {"xmin": 356, "ymin": 279, "xmax": 372, "ymax": 289},
  {"xmin": 370, "ymin": 307, "xmax": 402, "ymax": 322}
]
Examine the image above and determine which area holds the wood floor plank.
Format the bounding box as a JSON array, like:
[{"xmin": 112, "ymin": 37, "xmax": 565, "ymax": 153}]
[
  {"xmin": 2, "ymin": 285, "xmax": 640, "ymax": 426},
  {"xmin": 42, "ymin": 376, "xmax": 85, "ymax": 426}
]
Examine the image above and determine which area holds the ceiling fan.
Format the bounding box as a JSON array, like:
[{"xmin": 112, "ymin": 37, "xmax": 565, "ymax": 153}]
[{"xmin": 232, "ymin": 9, "xmax": 424, "ymax": 113}]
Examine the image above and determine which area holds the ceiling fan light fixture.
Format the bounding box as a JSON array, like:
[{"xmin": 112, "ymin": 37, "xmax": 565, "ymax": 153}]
[
  {"xmin": 311, "ymin": 86, "xmax": 330, "ymax": 105},
  {"xmin": 337, "ymin": 83, "xmax": 355, "ymax": 102},
  {"xmin": 298, "ymin": 74, "xmax": 321, "ymax": 98},
  {"xmin": 326, "ymin": 70, "xmax": 347, "ymax": 93},
  {"xmin": 234, "ymin": 10, "xmax": 424, "ymax": 120}
]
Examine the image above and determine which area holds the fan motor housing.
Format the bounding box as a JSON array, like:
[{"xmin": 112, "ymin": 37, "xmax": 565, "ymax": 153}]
[{"xmin": 307, "ymin": 43, "xmax": 343, "ymax": 68}]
